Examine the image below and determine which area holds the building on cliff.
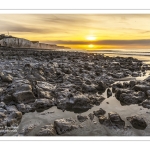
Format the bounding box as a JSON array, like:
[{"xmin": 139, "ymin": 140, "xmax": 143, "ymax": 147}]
[{"xmin": 0, "ymin": 34, "xmax": 71, "ymax": 50}]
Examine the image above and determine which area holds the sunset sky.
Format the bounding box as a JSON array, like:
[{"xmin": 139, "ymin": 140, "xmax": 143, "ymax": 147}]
[{"xmin": 1, "ymin": 14, "xmax": 150, "ymax": 50}]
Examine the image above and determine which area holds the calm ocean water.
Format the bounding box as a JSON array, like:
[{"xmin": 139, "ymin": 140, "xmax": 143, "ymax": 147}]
[{"xmin": 89, "ymin": 49, "xmax": 150, "ymax": 64}]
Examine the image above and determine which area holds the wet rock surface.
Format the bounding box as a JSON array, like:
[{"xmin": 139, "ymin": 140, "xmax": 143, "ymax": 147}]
[
  {"xmin": 36, "ymin": 124, "xmax": 57, "ymax": 136},
  {"xmin": 0, "ymin": 48, "xmax": 150, "ymax": 136},
  {"xmin": 77, "ymin": 114, "xmax": 88, "ymax": 122},
  {"xmin": 108, "ymin": 112, "xmax": 125, "ymax": 129},
  {"xmin": 54, "ymin": 118, "xmax": 78, "ymax": 135},
  {"xmin": 99, "ymin": 112, "xmax": 125, "ymax": 129},
  {"xmin": 127, "ymin": 115, "xmax": 147, "ymax": 130},
  {"xmin": 93, "ymin": 108, "xmax": 106, "ymax": 117}
]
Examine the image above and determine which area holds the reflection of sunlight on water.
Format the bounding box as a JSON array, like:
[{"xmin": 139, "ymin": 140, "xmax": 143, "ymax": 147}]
[{"xmin": 89, "ymin": 49, "xmax": 150, "ymax": 64}]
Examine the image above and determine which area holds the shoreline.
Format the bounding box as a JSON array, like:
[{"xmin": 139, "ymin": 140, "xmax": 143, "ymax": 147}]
[{"xmin": 0, "ymin": 48, "xmax": 150, "ymax": 136}]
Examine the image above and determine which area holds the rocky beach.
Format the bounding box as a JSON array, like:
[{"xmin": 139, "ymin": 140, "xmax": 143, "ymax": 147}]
[{"xmin": 0, "ymin": 47, "xmax": 150, "ymax": 136}]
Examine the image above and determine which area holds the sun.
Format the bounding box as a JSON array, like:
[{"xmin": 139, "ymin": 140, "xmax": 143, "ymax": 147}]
[
  {"xmin": 86, "ymin": 36, "xmax": 96, "ymax": 41},
  {"xmin": 88, "ymin": 44, "xmax": 94, "ymax": 48}
]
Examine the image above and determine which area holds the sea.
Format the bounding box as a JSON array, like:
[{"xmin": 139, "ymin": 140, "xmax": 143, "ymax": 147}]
[{"xmin": 89, "ymin": 49, "xmax": 150, "ymax": 65}]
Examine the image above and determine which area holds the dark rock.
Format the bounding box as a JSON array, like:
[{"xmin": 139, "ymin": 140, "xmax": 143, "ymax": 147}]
[
  {"xmin": 1, "ymin": 79, "xmax": 35, "ymax": 104},
  {"xmin": 82, "ymin": 83, "xmax": 97, "ymax": 93},
  {"xmin": 89, "ymin": 94, "xmax": 105, "ymax": 106},
  {"xmin": 99, "ymin": 115, "xmax": 110, "ymax": 126},
  {"xmin": 34, "ymin": 98, "xmax": 54, "ymax": 109},
  {"xmin": 77, "ymin": 115, "xmax": 88, "ymax": 122},
  {"xmin": 93, "ymin": 108, "xmax": 106, "ymax": 117},
  {"xmin": 0, "ymin": 112, "xmax": 6, "ymax": 119},
  {"xmin": 145, "ymin": 76, "xmax": 150, "ymax": 82},
  {"xmin": 88, "ymin": 113, "xmax": 94, "ymax": 121},
  {"xmin": 54, "ymin": 118, "xmax": 78, "ymax": 135},
  {"xmin": 13, "ymin": 90, "xmax": 35, "ymax": 104},
  {"xmin": 96, "ymin": 81, "xmax": 106, "ymax": 92},
  {"xmin": 129, "ymin": 80, "xmax": 137, "ymax": 88},
  {"xmin": 107, "ymin": 88, "xmax": 112, "ymax": 98},
  {"xmin": 66, "ymin": 94, "xmax": 92, "ymax": 110},
  {"xmin": 36, "ymin": 124, "xmax": 57, "ymax": 136},
  {"xmin": 0, "ymin": 102, "xmax": 6, "ymax": 109},
  {"xmin": 112, "ymin": 83, "xmax": 123, "ymax": 93},
  {"xmin": 0, "ymin": 72, "xmax": 13, "ymax": 82},
  {"xmin": 6, "ymin": 105, "xmax": 18, "ymax": 113},
  {"xmin": 142, "ymin": 99, "xmax": 150, "ymax": 109},
  {"xmin": 108, "ymin": 112, "xmax": 125, "ymax": 129},
  {"xmin": 36, "ymin": 81, "xmax": 56, "ymax": 99},
  {"xmin": 115, "ymin": 89, "xmax": 146, "ymax": 105},
  {"xmin": 134, "ymin": 84, "xmax": 150, "ymax": 93},
  {"xmin": 9, "ymin": 111, "xmax": 22, "ymax": 121},
  {"xmin": 127, "ymin": 115, "xmax": 147, "ymax": 130},
  {"xmin": 19, "ymin": 124, "xmax": 37, "ymax": 135}
]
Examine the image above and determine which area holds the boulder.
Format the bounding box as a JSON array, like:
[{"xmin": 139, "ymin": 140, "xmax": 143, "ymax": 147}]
[
  {"xmin": 142, "ymin": 99, "xmax": 150, "ymax": 109},
  {"xmin": 0, "ymin": 72, "xmax": 13, "ymax": 82},
  {"xmin": 127, "ymin": 115, "xmax": 147, "ymax": 130},
  {"xmin": 108, "ymin": 112, "xmax": 125, "ymax": 129},
  {"xmin": 36, "ymin": 81, "xmax": 56, "ymax": 99},
  {"xmin": 89, "ymin": 94, "xmax": 105, "ymax": 106},
  {"xmin": 13, "ymin": 90, "xmax": 35, "ymax": 104},
  {"xmin": 0, "ymin": 102, "xmax": 6, "ymax": 109},
  {"xmin": 81, "ymin": 83, "xmax": 97, "ymax": 93},
  {"xmin": 19, "ymin": 124, "xmax": 37, "ymax": 136},
  {"xmin": 146, "ymin": 90, "xmax": 150, "ymax": 97},
  {"xmin": 1, "ymin": 79, "xmax": 35, "ymax": 104},
  {"xmin": 88, "ymin": 113, "xmax": 94, "ymax": 121},
  {"xmin": 36, "ymin": 124, "xmax": 57, "ymax": 136},
  {"xmin": 17, "ymin": 103, "xmax": 35, "ymax": 113},
  {"xmin": 77, "ymin": 115, "xmax": 88, "ymax": 122},
  {"xmin": 129, "ymin": 80, "xmax": 137, "ymax": 88},
  {"xmin": 93, "ymin": 108, "xmax": 106, "ymax": 117},
  {"xmin": 34, "ymin": 98, "xmax": 54, "ymax": 109},
  {"xmin": 115, "ymin": 89, "xmax": 146, "ymax": 105},
  {"xmin": 107, "ymin": 88, "xmax": 112, "ymax": 98},
  {"xmin": 134, "ymin": 84, "xmax": 150, "ymax": 93},
  {"xmin": 66, "ymin": 94, "xmax": 92, "ymax": 110},
  {"xmin": 132, "ymin": 72, "xmax": 139, "ymax": 77},
  {"xmin": 0, "ymin": 112, "xmax": 6, "ymax": 120},
  {"xmin": 54, "ymin": 118, "xmax": 78, "ymax": 135},
  {"xmin": 99, "ymin": 115, "xmax": 110, "ymax": 126},
  {"xmin": 6, "ymin": 105, "xmax": 18, "ymax": 113},
  {"xmin": 96, "ymin": 81, "xmax": 106, "ymax": 92},
  {"xmin": 112, "ymin": 83, "xmax": 123, "ymax": 93}
]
